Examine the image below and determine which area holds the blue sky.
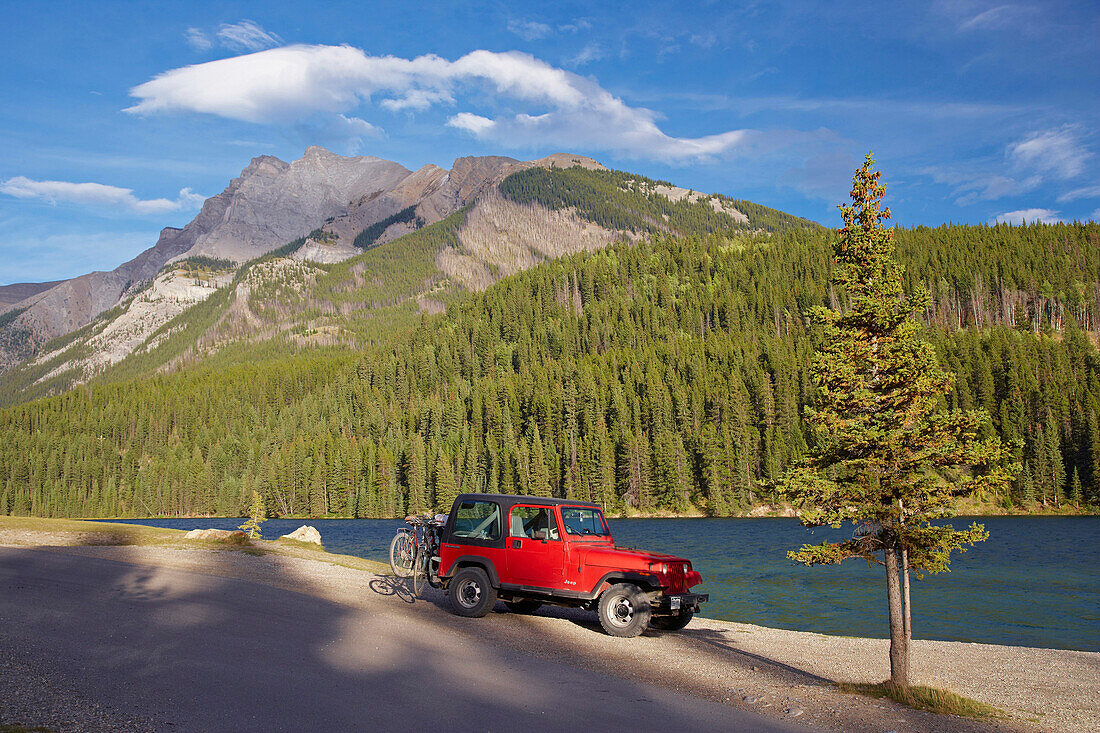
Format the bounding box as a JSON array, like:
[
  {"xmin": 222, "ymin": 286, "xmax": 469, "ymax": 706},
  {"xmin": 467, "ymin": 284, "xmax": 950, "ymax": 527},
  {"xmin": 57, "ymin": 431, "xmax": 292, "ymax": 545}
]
[{"xmin": 1, "ymin": 0, "xmax": 1098, "ymax": 284}]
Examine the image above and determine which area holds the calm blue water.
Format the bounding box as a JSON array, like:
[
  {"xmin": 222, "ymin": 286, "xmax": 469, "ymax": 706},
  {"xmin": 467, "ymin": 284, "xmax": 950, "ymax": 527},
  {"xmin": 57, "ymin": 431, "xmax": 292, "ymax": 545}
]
[{"xmin": 107, "ymin": 515, "xmax": 1099, "ymax": 651}]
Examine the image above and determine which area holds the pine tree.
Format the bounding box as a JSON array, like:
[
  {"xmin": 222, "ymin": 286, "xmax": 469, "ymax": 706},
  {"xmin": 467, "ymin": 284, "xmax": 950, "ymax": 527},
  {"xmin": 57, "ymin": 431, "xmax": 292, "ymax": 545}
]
[
  {"xmin": 404, "ymin": 435, "xmax": 428, "ymax": 514},
  {"xmin": 1022, "ymin": 461, "xmax": 1035, "ymax": 504},
  {"xmin": 529, "ymin": 426, "xmax": 553, "ymax": 498},
  {"xmin": 433, "ymin": 453, "xmax": 459, "ymax": 513},
  {"xmin": 1068, "ymin": 467, "xmax": 1083, "ymax": 507},
  {"xmin": 238, "ymin": 490, "xmax": 266, "ymax": 539},
  {"xmin": 781, "ymin": 155, "xmax": 1016, "ymax": 689}
]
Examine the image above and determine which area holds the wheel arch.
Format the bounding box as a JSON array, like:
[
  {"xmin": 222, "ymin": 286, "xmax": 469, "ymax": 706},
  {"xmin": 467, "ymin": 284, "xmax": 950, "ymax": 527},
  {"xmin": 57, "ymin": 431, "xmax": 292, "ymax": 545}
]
[
  {"xmin": 589, "ymin": 571, "xmax": 662, "ymax": 599},
  {"xmin": 446, "ymin": 555, "xmax": 500, "ymax": 587}
]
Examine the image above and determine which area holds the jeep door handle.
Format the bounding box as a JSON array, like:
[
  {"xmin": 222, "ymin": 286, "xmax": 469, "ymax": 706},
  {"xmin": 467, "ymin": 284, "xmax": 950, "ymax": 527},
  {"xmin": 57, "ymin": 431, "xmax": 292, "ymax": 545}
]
[{"xmin": 512, "ymin": 539, "xmax": 521, "ymax": 549}]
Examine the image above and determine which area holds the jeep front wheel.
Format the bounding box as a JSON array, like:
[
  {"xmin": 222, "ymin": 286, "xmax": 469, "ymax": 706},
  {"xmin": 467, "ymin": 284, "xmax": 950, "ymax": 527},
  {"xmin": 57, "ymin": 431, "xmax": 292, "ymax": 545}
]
[
  {"xmin": 447, "ymin": 567, "xmax": 497, "ymax": 618},
  {"xmin": 651, "ymin": 610, "xmax": 694, "ymax": 631},
  {"xmin": 597, "ymin": 583, "xmax": 651, "ymax": 638}
]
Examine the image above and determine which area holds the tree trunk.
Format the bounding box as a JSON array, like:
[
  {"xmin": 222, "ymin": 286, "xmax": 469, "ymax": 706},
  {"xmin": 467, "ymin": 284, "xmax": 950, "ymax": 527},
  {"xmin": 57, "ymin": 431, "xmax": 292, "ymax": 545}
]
[
  {"xmin": 884, "ymin": 547, "xmax": 910, "ymax": 688},
  {"xmin": 898, "ymin": 500, "xmax": 912, "ymax": 645},
  {"xmin": 901, "ymin": 545, "xmax": 912, "ymax": 645}
]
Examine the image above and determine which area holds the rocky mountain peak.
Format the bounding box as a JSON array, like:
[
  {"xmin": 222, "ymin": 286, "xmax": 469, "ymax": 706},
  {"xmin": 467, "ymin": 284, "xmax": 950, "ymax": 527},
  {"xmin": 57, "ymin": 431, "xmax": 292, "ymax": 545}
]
[
  {"xmin": 241, "ymin": 155, "xmax": 290, "ymax": 178},
  {"xmin": 0, "ymin": 147, "xmax": 621, "ymax": 377},
  {"xmin": 303, "ymin": 145, "xmax": 334, "ymax": 158}
]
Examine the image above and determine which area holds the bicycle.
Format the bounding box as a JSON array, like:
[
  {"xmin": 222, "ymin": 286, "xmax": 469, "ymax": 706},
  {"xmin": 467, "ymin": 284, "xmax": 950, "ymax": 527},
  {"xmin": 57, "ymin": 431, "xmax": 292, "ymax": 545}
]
[{"xmin": 388, "ymin": 513, "xmax": 446, "ymax": 596}]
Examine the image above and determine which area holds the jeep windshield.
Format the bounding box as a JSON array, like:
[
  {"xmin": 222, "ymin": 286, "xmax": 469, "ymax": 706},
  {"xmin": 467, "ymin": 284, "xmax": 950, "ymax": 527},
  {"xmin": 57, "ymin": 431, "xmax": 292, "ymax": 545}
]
[{"xmin": 560, "ymin": 507, "xmax": 611, "ymax": 538}]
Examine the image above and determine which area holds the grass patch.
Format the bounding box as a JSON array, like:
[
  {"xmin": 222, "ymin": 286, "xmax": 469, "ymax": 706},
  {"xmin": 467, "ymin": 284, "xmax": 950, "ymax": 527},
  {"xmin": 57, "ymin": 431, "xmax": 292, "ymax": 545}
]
[
  {"xmin": 0, "ymin": 515, "xmax": 390, "ymax": 574},
  {"xmin": 274, "ymin": 537, "xmax": 327, "ymax": 552},
  {"xmin": 839, "ymin": 681, "xmax": 1004, "ymax": 719},
  {"xmin": 0, "ymin": 725, "xmax": 53, "ymax": 733},
  {"xmin": 0, "ymin": 516, "xmax": 183, "ymax": 546}
]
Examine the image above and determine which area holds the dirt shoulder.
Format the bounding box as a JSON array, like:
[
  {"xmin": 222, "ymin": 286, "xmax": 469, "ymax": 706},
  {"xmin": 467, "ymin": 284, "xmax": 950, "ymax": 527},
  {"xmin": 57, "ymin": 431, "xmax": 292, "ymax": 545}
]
[{"xmin": 1, "ymin": 519, "xmax": 1096, "ymax": 732}]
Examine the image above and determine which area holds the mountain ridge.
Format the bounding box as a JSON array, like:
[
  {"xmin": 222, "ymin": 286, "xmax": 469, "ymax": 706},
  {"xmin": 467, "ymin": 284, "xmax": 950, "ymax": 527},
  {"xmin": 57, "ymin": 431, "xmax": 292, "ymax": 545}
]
[
  {"xmin": 0, "ymin": 148, "xmax": 801, "ymax": 387},
  {"xmin": 0, "ymin": 149, "xmax": 570, "ymax": 372}
]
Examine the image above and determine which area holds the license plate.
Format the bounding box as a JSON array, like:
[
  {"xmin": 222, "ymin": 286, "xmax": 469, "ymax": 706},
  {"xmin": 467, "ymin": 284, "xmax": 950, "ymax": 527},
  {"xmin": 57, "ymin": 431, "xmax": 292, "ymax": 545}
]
[{"xmin": 670, "ymin": 597, "xmax": 681, "ymax": 610}]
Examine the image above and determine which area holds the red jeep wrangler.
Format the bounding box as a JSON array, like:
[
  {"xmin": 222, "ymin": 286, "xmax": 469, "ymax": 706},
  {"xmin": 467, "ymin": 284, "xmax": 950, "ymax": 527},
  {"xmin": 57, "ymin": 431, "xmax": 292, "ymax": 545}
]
[{"xmin": 437, "ymin": 493, "xmax": 708, "ymax": 637}]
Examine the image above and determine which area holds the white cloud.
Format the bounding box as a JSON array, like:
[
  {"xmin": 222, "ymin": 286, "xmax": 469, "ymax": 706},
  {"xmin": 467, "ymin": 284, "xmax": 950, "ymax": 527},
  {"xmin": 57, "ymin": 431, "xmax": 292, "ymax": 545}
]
[
  {"xmin": 125, "ymin": 45, "xmax": 804, "ymax": 162},
  {"xmin": 380, "ymin": 88, "xmax": 455, "ymax": 112},
  {"xmin": 567, "ymin": 42, "xmax": 605, "ymax": 67},
  {"xmin": 1008, "ymin": 127, "xmax": 1090, "ymax": 180},
  {"xmin": 185, "ymin": 27, "xmax": 212, "ymax": 51},
  {"xmin": 993, "ymin": 208, "xmax": 1062, "ymax": 225},
  {"xmin": 291, "ymin": 114, "xmax": 383, "ymax": 155},
  {"xmin": 336, "ymin": 115, "xmax": 381, "ymax": 137},
  {"xmin": 1057, "ymin": 184, "xmax": 1100, "ymax": 202},
  {"xmin": 922, "ymin": 166, "xmax": 1028, "ymax": 203},
  {"xmin": 958, "ymin": 5, "xmax": 1028, "ymax": 31},
  {"xmin": 1091, "ymin": 208, "xmax": 1100, "ymax": 222},
  {"xmin": 559, "ymin": 19, "xmax": 592, "ymax": 33},
  {"xmin": 922, "ymin": 127, "xmax": 1092, "ymax": 205},
  {"xmin": 217, "ymin": 20, "xmax": 282, "ymax": 52},
  {"xmin": 447, "ymin": 113, "xmax": 496, "ymax": 135},
  {"xmin": 0, "ymin": 177, "xmax": 204, "ymax": 215},
  {"xmin": 507, "ymin": 19, "xmax": 552, "ymax": 41}
]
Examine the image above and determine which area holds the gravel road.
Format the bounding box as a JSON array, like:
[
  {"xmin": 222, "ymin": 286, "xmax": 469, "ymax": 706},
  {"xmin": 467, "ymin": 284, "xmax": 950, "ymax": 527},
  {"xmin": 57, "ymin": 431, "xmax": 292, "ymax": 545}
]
[{"xmin": 0, "ymin": 542, "xmax": 1095, "ymax": 733}]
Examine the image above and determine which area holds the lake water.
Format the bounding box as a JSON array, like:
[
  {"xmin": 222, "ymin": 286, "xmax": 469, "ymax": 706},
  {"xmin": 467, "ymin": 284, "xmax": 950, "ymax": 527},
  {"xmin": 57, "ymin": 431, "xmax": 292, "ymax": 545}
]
[{"xmin": 107, "ymin": 515, "xmax": 1100, "ymax": 652}]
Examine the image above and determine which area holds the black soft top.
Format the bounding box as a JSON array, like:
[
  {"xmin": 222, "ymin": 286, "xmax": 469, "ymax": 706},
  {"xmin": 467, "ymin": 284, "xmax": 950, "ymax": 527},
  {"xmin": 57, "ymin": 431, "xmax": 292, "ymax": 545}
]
[{"xmin": 452, "ymin": 493, "xmax": 600, "ymax": 512}]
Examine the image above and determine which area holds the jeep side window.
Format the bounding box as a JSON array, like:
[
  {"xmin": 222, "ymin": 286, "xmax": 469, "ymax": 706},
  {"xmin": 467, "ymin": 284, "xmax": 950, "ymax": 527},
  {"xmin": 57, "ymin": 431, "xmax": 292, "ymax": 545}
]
[
  {"xmin": 560, "ymin": 507, "xmax": 610, "ymax": 537},
  {"xmin": 452, "ymin": 500, "xmax": 501, "ymax": 540},
  {"xmin": 510, "ymin": 506, "xmax": 560, "ymax": 541}
]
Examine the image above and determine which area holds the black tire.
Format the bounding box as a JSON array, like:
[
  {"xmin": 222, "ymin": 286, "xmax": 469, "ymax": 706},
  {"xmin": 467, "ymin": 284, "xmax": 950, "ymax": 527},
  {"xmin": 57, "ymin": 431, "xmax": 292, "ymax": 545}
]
[
  {"xmin": 412, "ymin": 551, "xmax": 429, "ymax": 596},
  {"xmin": 597, "ymin": 583, "xmax": 651, "ymax": 638},
  {"xmin": 504, "ymin": 599, "xmax": 542, "ymax": 614},
  {"xmin": 389, "ymin": 532, "xmax": 414, "ymax": 578},
  {"xmin": 651, "ymin": 610, "xmax": 694, "ymax": 631},
  {"xmin": 447, "ymin": 566, "xmax": 498, "ymax": 618}
]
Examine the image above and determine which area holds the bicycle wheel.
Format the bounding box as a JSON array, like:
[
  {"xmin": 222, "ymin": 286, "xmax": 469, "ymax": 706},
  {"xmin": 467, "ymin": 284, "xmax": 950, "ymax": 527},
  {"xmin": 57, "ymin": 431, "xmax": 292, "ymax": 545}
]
[
  {"xmin": 389, "ymin": 531, "xmax": 415, "ymax": 578},
  {"xmin": 412, "ymin": 550, "xmax": 429, "ymax": 596}
]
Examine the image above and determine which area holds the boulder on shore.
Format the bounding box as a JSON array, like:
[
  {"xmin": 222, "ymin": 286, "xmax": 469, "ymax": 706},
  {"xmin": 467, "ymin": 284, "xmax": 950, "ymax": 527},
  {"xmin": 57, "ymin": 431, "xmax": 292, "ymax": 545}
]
[
  {"xmin": 279, "ymin": 525, "xmax": 322, "ymax": 545},
  {"xmin": 184, "ymin": 528, "xmax": 248, "ymax": 542}
]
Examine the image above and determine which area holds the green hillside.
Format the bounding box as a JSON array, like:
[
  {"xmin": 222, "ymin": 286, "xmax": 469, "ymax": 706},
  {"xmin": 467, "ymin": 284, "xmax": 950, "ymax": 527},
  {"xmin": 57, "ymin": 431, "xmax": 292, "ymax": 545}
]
[
  {"xmin": 0, "ymin": 211, "xmax": 469, "ymax": 406},
  {"xmin": 1, "ymin": 221, "xmax": 1098, "ymax": 518},
  {"xmin": 499, "ymin": 166, "xmax": 819, "ymax": 235},
  {"xmin": 0, "ymin": 166, "xmax": 819, "ymax": 408}
]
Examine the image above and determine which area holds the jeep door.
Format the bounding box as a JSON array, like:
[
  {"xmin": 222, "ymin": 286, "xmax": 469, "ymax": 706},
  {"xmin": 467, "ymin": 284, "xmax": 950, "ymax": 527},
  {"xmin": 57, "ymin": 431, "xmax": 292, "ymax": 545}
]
[{"xmin": 505, "ymin": 505, "xmax": 566, "ymax": 589}]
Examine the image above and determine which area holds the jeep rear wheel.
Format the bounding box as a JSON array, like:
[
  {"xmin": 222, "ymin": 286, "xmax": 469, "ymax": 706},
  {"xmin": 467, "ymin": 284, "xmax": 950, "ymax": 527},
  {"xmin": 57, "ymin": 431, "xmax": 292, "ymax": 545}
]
[
  {"xmin": 651, "ymin": 610, "xmax": 694, "ymax": 631},
  {"xmin": 447, "ymin": 566, "xmax": 497, "ymax": 618},
  {"xmin": 504, "ymin": 599, "xmax": 542, "ymax": 614},
  {"xmin": 597, "ymin": 583, "xmax": 651, "ymax": 638}
]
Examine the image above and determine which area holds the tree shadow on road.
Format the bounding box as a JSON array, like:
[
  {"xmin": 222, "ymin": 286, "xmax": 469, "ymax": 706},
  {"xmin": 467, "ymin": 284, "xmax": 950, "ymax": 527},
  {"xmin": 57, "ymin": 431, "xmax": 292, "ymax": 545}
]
[
  {"xmin": 2, "ymin": 542, "xmax": 806, "ymax": 732},
  {"xmin": 678, "ymin": 627, "xmax": 834, "ymax": 685}
]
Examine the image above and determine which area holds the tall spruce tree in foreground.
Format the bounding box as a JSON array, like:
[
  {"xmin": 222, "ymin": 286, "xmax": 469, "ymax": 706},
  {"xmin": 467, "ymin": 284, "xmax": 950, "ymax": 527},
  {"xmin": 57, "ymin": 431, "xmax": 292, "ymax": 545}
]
[{"xmin": 782, "ymin": 154, "xmax": 1016, "ymax": 688}]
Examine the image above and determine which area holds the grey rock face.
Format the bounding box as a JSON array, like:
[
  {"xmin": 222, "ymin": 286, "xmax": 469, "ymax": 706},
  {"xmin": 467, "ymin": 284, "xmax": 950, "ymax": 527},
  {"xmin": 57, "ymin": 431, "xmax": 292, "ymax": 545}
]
[
  {"xmin": 0, "ymin": 148, "xmax": 410, "ymax": 370},
  {"xmin": 0, "ymin": 280, "xmax": 64, "ymax": 311},
  {"xmin": 0, "ymin": 147, "xmax": 606, "ymax": 375},
  {"xmin": 180, "ymin": 147, "xmax": 411, "ymax": 262}
]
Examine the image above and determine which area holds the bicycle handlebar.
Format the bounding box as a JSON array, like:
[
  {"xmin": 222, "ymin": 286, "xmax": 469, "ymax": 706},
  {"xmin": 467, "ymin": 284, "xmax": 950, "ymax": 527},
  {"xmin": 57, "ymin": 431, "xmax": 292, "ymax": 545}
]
[{"xmin": 404, "ymin": 514, "xmax": 446, "ymax": 528}]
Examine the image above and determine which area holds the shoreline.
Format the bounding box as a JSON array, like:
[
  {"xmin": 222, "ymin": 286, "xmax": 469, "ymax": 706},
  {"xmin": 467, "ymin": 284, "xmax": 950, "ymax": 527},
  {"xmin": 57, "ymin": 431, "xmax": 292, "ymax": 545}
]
[
  {"xmin": 4, "ymin": 515, "xmax": 1096, "ymax": 652},
  {"xmin": 4, "ymin": 515, "xmax": 1096, "ymax": 653},
  {"xmin": 2, "ymin": 516, "xmax": 1098, "ymax": 731},
  {"xmin": 35, "ymin": 503, "xmax": 1100, "ymax": 522}
]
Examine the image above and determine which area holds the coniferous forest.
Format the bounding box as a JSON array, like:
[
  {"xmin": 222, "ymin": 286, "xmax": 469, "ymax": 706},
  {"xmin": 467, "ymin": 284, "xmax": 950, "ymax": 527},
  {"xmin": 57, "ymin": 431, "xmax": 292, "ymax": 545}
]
[{"xmin": 1, "ymin": 221, "xmax": 1098, "ymax": 519}]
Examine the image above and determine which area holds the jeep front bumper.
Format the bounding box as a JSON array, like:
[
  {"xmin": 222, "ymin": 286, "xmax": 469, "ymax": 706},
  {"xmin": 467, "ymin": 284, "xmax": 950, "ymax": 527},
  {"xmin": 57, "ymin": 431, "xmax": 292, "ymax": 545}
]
[{"xmin": 655, "ymin": 592, "xmax": 708, "ymax": 613}]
